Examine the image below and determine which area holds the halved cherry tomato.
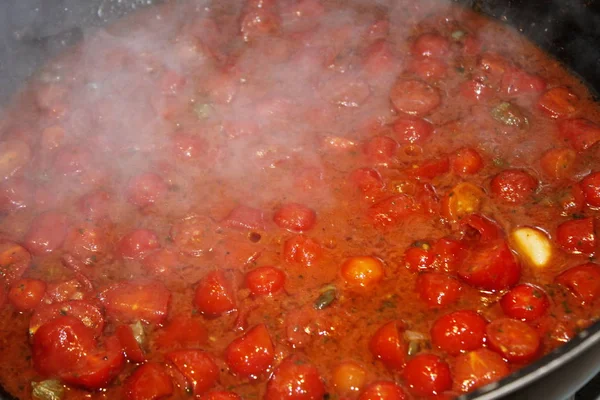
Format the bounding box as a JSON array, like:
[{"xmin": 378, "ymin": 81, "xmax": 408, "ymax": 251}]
[
  {"xmin": 30, "ymin": 300, "xmax": 105, "ymax": 337},
  {"xmin": 555, "ymin": 217, "xmax": 596, "ymax": 256},
  {"xmin": 223, "ymin": 205, "xmax": 265, "ymax": 230},
  {"xmin": 363, "ymin": 136, "xmax": 398, "ymax": 164},
  {"xmin": 539, "ymin": 147, "xmax": 576, "ymax": 180},
  {"xmin": 23, "ymin": 212, "xmax": 69, "ymax": 256},
  {"xmin": 99, "ymin": 281, "xmax": 171, "ymax": 324},
  {"xmin": 558, "ymin": 118, "xmax": 600, "ymax": 152},
  {"xmin": 273, "ymin": 203, "xmax": 317, "ymax": 232},
  {"xmin": 116, "ymin": 324, "xmax": 146, "ymax": 363},
  {"xmin": 442, "ymin": 182, "xmax": 485, "ymax": 220},
  {"xmin": 245, "ymin": 266, "xmax": 285, "ymax": 296},
  {"xmin": 500, "ymin": 284, "xmax": 550, "ymax": 321},
  {"xmin": 367, "ymin": 194, "xmax": 417, "ymax": 228},
  {"xmin": 458, "ymin": 240, "xmax": 520, "ymax": 291},
  {"xmin": 581, "ymin": 171, "xmax": 600, "ymax": 208},
  {"xmin": 453, "ymin": 348, "xmax": 509, "ymax": 392},
  {"xmin": 283, "ymin": 235, "xmax": 322, "ymax": 266},
  {"xmin": 369, "ymin": 320, "xmax": 407, "ymax": 370},
  {"xmin": 486, "ymin": 318, "xmax": 541, "ymax": 362},
  {"xmin": 225, "ymin": 324, "xmax": 274, "ymax": 378},
  {"xmin": 340, "ymin": 256, "xmax": 384, "ymax": 289},
  {"xmin": 117, "ymin": 229, "xmax": 160, "ymax": 259},
  {"xmin": 358, "ymin": 381, "xmax": 408, "ymax": 400},
  {"xmin": 538, "ymin": 87, "xmax": 579, "ymax": 119},
  {"xmin": 265, "ymin": 356, "xmax": 325, "ymax": 400},
  {"xmin": 555, "ymin": 263, "xmax": 600, "ymax": 304},
  {"xmin": 431, "ymin": 310, "xmax": 487, "ymax": 355},
  {"xmin": 167, "ymin": 350, "xmax": 219, "ymax": 396},
  {"xmin": 390, "ymin": 79, "xmax": 441, "ymax": 116},
  {"xmin": 154, "ymin": 314, "xmax": 208, "ymax": 350},
  {"xmin": 8, "ymin": 278, "xmax": 46, "ymax": 312},
  {"xmin": 490, "ymin": 169, "xmax": 537, "ymax": 204},
  {"xmin": 451, "ymin": 148, "xmax": 484, "ymax": 175},
  {"xmin": 0, "ymin": 241, "xmax": 31, "ymax": 285},
  {"xmin": 416, "ymin": 272, "xmax": 462, "ymax": 308},
  {"xmin": 393, "ymin": 117, "xmax": 434, "ymax": 144},
  {"xmin": 194, "ymin": 270, "xmax": 237, "ymax": 317},
  {"xmin": 125, "ymin": 363, "xmax": 174, "ymax": 400},
  {"xmin": 127, "ymin": 172, "xmax": 167, "ymax": 209},
  {"xmin": 403, "ymin": 353, "xmax": 452, "ymax": 396}
]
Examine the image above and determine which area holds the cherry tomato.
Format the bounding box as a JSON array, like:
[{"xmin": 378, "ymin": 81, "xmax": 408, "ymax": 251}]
[
  {"xmin": 340, "ymin": 256, "xmax": 384, "ymax": 289},
  {"xmin": 555, "ymin": 263, "xmax": 600, "ymax": 304},
  {"xmin": 117, "ymin": 229, "xmax": 160, "ymax": 259},
  {"xmin": 500, "ymin": 284, "xmax": 550, "ymax": 321},
  {"xmin": 0, "ymin": 241, "xmax": 31, "ymax": 285},
  {"xmin": 538, "ymin": 87, "xmax": 579, "ymax": 119},
  {"xmin": 581, "ymin": 171, "xmax": 600, "ymax": 208},
  {"xmin": 0, "ymin": 140, "xmax": 32, "ymax": 180},
  {"xmin": 167, "ymin": 350, "xmax": 219, "ymax": 396},
  {"xmin": 486, "ymin": 318, "xmax": 541, "ymax": 363},
  {"xmin": 30, "ymin": 300, "xmax": 105, "ymax": 337},
  {"xmin": 126, "ymin": 172, "xmax": 168, "ymax": 208},
  {"xmin": 390, "ymin": 79, "xmax": 441, "ymax": 116},
  {"xmin": 349, "ymin": 168, "xmax": 385, "ymax": 199},
  {"xmin": 490, "ymin": 169, "xmax": 537, "ymax": 204},
  {"xmin": 0, "ymin": 177, "xmax": 33, "ymax": 213},
  {"xmin": 265, "ymin": 356, "xmax": 325, "ymax": 400},
  {"xmin": 8, "ymin": 278, "xmax": 46, "ymax": 312},
  {"xmin": 223, "ymin": 205, "xmax": 265, "ymax": 230},
  {"xmin": 412, "ymin": 33, "xmax": 450, "ymax": 58},
  {"xmin": 408, "ymin": 57, "xmax": 448, "ymax": 81},
  {"xmin": 459, "ymin": 79, "xmax": 493, "ymax": 102},
  {"xmin": 23, "ymin": 212, "xmax": 69, "ymax": 256},
  {"xmin": 392, "ymin": 117, "xmax": 434, "ymax": 144},
  {"xmin": 116, "ymin": 325, "xmax": 146, "ymax": 363},
  {"xmin": 283, "ymin": 235, "xmax": 322, "ymax": 266},
  {"xmin": 367, "ymin": 194, "xmax": 417, "ymax": 228},
  {"xmin": 225, "ymin": 324, "xmax": 274, "ymax": 378},
  {"xmin": 403, "ymin": 243, "xmax": 434, "ymax": 272},
  {"xmin": 170, "ymin": 216, "xmax": 214, "ymax": 257},
  {"xmin": 453, "ymin": 348, "xmax": 509, "ymax": 392},
  {"xmin": 402, "ymin": 353, "xmax": 452, "ymax": 396},
  {"xmin": 430, "ymin": 238, "xmax": 467, "ymax": 273},
  {"xmin": 273, "ymin": 203, "xmax": 317, "ymax": 232},
  {"xmin": 555, "ymin": 217, "xmax": 596, "ymax": 256},
  {"xmin": 459, "ymin": 214, "xmax": 502, "ymax": 243},
  {"xmin": 442, "ymin": 182, "xmax": 485, "ymax": 220},
  {"xmin": 154, "ymin": 314, "xmax": 208, "ymax": 350},
  {"xmin": 245, "ymin": 266, "xmax": 286, "ymax": 296},
  {"xmin": 407, "ymin": 157, "xmax": 450, "ymax": 180},
  {"xmin": 500, "ymin": 68, "xmax": 546, "ymax": 95},
  {"xmin": 557, "ymin": 183, "xmax": 585, "ymax": 215},
  {"xmin": 431, "ymin": 310, "xmax": 487, "ymax": 355},
  {"xmin": 539, "ymin": 148, "xmax": 576, "ymax": 180},
  {"xmin": 558, "ymin": 118, "xmax": 600, "ymax": 152},
  {"xmin": 142, "ymin": 248, "xmax": 180, "ymax": 275},
  {"xmin": 451, "ymin": 147, "xmax": 484, "ymax": 175},
  {"xmin": 358, "ymin": 381, "xmax": 408, "ymax": 400},
  {"xmin": 458, "ymin": 240, "xmax": 520, "ymax": 291},
  {"xmin": 63, "ymin": 224, "xmax": 109, "ymax": 265},
  {"xmin": 363, "ymin": 136, "xmax": 398, "ymax": 164},
  {"xmin": 125, "ymin": 363, "xmax": 174, "ymax": 400},
  {"xmin": 99, "ymin": 281, "xmax": 171, "ymax": 324},
  {"xmin": 332, "ymin": 361, "xmax": 367, "ymax": 395},
  {"xmin": 194, "ymin": 270, "xmax": 237, "ymax": 317},
  {"xmin": 416, "ymin": 272, "xmax": 462, "ymax": 308},
  {"xmin": 369, "ymin": 320, "xmax": 407, "ymax": 370}
]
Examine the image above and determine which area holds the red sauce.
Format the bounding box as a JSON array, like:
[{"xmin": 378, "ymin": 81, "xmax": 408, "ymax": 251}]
[{"xmin": 1, "ymin": 0, "xmax": 600, "ymax": 398}]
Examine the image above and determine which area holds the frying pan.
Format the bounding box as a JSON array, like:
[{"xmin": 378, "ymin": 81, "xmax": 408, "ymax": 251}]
[{"xmin": 0, "ymin": 0, "xmax": 599, "ymax": 398}]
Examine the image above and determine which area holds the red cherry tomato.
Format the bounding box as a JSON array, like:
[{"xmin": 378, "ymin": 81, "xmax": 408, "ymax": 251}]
[
  {"xmin": 500, "ymin": 284, "xmax": 550, "ymax": 321},
  {"xmin": 459, "ymin": 214, "xmax": 502, "ymax": 243},
  {"xmin": 490, "ymin": 169, "xmax": 537, "ymax": 204},
  {"xmin": 265, "ymin": 356, "xmax": 325, "ymax": 400},
  {"xmin": 412, "ymin": 33, "xmax": 450, "ymax": 58},
  {"xmin": 402, "ymin": 354, "xmax": 452, "ymax": 396},
  {"xmin": 431, "ymin": 310, "xmax": 487, "ymax": 355},
  {"xmin": 367, "ymin": 194, "xmax": 417, "ymax": 228},
  {"xmin": 581, "ymin": 171, "xmax": 600, "ymax": 208},
  {"xmin": 194, "ymin": 270, "xmax": 237, "ymax": 317},
  {"xmin": 453, "ymin": 348, "xmax": 509, "ymax": 392},
  {"xmin": 363, "ymin": 136, "xmax": 398, "ymax": 164},
  {"xmin": 430, "ymin": 238, "xmax": 467, "ymax": 273},
  {"xmin": 170, "ymin": 216, "xmax": 215, "ymax": 257},
  {"xmin": 459, "ymin": 79, "xmax": 493, "ymax": 101},
  {"xmin": 283, "ymin": 235, "xmax": 322, "ymax": 266},
  {"xmin": 273, "ymin": 203, "xmax": 317, "ymax": 232},
  {"xmin": 154, "ymin": 314, "xmax": 208, "ymax": 350},
  {"xmin": 416, "ymin": 272, "xmax": 462, "ymax": 308},
  {"xmin": 125, "ymin": 363, "xmax": 174, "ymax": 400},
  {"xmin": 358, "ymin": 381, "xmax": 408, "ymax": 400},
  {"xmin": 392, "ymin": 117, "xmax": 434, "ymax": 144},
  {"xmin": 349, "ymin": 168, "xmax": 385, "ymax": 199},
  {"xmin": 8, "ymin": 278, "xmax": 46, "ymax": 312},
  {"xmin": 486, "ymin": 318, "xmax": 541, "ymax": 363},
  {"xmin": 558, "ymin": 118, "xmax": 600, "ymax": 152},
  {"xmin": 116, "ymin": 325, "xmax": 146, "ymax": 363},
  {"xmin": 501, "ymin": 67, "xmax": 546, "ymax": 95},
  {"xmin": 117, "ymin": 229, "xmax": 160, "ymax": 259},
  {"xmin": 369, "ymin": 321, "xmax": 407, "ymax": 370},
  {"xmin": 30, "ymin": 300, "xmax": 105, "ymax": 337},
  {"xmin": 340, "ymin": 256, "xmax": 385, "ymax": 289},
  {"xmin": 458, "ymin": 240, "xmax": 520, "ymax": 291},
  {"xmin": 538, "ymin": 87, "xmax": 579, "ymax": 119},
  {"xmin": 403, "ymin": 244, "xmax": 434, "ymax": 272},
  {"xmin": 451, "ymin": 147, "xmax": 484, "ymax": 175},
  {"xmin": 555, "ymin": 217, "xmax": 596, "ymax": 256},
  {"xmin": 126, "ymin": 172, "xmax": 168, "ymax": 208},
  {"xmin": 0, "ymin": 177, "xmax": 33, "ymax": 213},
  {"xmin": 167, "ymin": 350, "xmax": 219, "ymax": 396},
  {"xmin": 225, "ymin": 324, "xmax": 274, "ymax": 378},
  {"xmin": 557, "ymin": 183, "xmax": 585, "ymax": 215},
  {"xmin": 408, "ymin": 57, "xmax": 447, "ymax": 81},
  {"xmin": 539, "ymin": 147, "xmax": 576, "ymax": 180},
  {"xmin": 407, "ymin": 157, "xmax": 450, "ymax": 180},
  {"xmin": 245, "ymin": 266, "xmax": 286, "ymax": 296},
  {"xmin": 23, "ymin": 212, "xmax": 69, "ymax": 256},
  {"xmin": 390, "ymin": 79, "xmax": 441, "ymax": 116},
  {"xmin": 555, "ymin": 263, "xmax": 600, "ymax": 304},
  {"xmin": 63, "ymin": 224, "xmax": 109, "ymax": 265},
  {"xmin": 99, "ymin": 281, "xmax": 171, "ymax": 324},
  {"xmin": 223, "ymin": 205, "xmax": 265, "ymax": 231}
]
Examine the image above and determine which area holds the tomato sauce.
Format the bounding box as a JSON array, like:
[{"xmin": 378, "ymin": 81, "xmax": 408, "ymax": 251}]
[{"xmin": 1, "ymin": 0, "xmax": 600, "ymax": 399}]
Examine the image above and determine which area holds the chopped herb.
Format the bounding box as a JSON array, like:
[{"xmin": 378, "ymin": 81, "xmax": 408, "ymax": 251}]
[
  {"xmin": 491, "ymin": 102, "xmax": 529, "ymax": 128},
  {"xmin": 314, "ymin": 287, "xmax": 337, "ymax": 310}
]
